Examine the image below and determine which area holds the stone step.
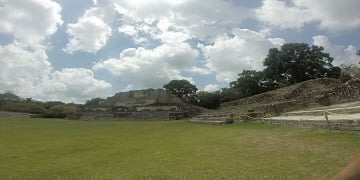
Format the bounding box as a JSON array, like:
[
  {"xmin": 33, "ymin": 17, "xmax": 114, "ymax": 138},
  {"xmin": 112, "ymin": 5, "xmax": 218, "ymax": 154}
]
[
  {"xmin": 263, "ymin": 113, "xmax": 360, "ymax": 131},
  {"xmin": 262, "ymin": 118, "xmax": 360, "ymax": 131},
  {"xmin": 282, "ymin": 106, "xmax": 360, "ymax": 116},
  {"xmin": 197, "ymin": 113, "xmax": 233, "ymax": 118},
  {"xmin": 189, "ymin": 119, "xmax": 233, "ymax": 125},
  {"xmin": 190, "ymin": 113, "xmax": 234, "ymax": 124}
]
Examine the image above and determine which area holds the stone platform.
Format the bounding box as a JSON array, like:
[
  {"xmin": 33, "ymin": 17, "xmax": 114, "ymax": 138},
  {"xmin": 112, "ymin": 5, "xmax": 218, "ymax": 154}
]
[
  {"xmin": 263, "ymin": 106, "xmax": 360, "ymax": 131},
  {"xmin": 189, "ymin": 113, "xmax": 234, "ymax": 125}
]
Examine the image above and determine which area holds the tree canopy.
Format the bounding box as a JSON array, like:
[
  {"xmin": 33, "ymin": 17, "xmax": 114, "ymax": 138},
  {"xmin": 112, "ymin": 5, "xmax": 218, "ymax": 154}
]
[
  {"xmin": 230, "ymin": 70, "xmax": 275, "ymax": 98},
  {"xmin": 163, "ymin": 79, "xmax": 198, "ymax": 100},
  {"xmin": 84, "ymin": 98, "xmax": 105, "ymax": 106},
  {"xmin": 196, "ymin": 91, "xmax": 221, "ymax": 109},
  {"xmin": 263, "ymin": 43, "xmax": 340, "ymax": 86}
]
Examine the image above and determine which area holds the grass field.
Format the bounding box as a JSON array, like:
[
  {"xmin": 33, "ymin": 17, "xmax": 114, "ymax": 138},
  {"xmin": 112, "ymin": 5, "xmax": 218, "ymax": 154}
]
[{"xmin": 0, "ymin": 117, "xmax": 359, "ymax": 179}]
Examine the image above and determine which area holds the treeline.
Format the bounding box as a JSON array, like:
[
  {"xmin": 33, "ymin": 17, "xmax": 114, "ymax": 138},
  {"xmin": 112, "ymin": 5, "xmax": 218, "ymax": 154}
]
[
  {"xmin": 164, "ymin": 43, "xmax": 360, "ymax": 109},
  {"xmin": 0, "ymin": 92, "xmax": 80, "ymax": 118}
]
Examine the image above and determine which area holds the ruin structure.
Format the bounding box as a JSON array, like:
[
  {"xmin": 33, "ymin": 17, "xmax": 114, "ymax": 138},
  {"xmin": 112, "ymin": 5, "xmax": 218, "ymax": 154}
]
[{"xmin": 73, "ymin": 89, "xmax": 199, "ymax": 120}]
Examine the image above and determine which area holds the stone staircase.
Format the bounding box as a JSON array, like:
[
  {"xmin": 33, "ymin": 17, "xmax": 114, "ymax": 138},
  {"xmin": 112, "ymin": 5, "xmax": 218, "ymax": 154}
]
[
  {"xmin": 189, "ymin": 113, "xmax": 234, "ymax": 125},
  {"xmin": 281, "ymin": 106, "xmax": 360, "ymax": 116},
  {"xmin": 263, "ymin": 105, "xmax": 360, "ymax": 131}
]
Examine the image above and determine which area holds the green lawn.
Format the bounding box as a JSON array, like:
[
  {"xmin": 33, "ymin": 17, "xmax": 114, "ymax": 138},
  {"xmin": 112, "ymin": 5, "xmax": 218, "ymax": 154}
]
[{"xmin": 0, "ymin": 118, "xmax": 359, "ymax": 179}]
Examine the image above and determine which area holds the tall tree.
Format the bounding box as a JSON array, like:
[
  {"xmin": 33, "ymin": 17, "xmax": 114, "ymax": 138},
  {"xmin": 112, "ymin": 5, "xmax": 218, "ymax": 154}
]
[
  {"xmin": 219, "ymin": 87, "xmax": 243, "ymax": 103},
  {"xmin": 196, "ymin": 91, "xmax": 221, "ymax": 109},
  {"xmin": 230, "ymin": 70, "xmax": 275, "ymax": 98},
  {"xmin": 263, "ymin": 43, "xmax": 340, "ymax": 86},
  {"xmin": 163, "ymin": 79, "xmax": 198, "ymax": 100}
]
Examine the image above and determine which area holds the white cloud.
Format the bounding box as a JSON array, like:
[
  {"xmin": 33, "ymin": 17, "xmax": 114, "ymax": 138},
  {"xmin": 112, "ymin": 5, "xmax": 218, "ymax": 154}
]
[
  {"xmin": 64, "ymin": 8, "xmax": 112, "ymax": 54},
  {"xmin": 312, "ymin": 35, "xmax": 360, "ymax": 66},
  {"xmin": 0, "ymin": 43, "xmax": 112, "ymax": 103},
  {"xmin": 255, "ymin": 0, "xmax": 360, "ymax": 32},
  {"xmin": 35, "ymin": 68, "xmax": 112, "ymax": 103},
  {"xmin": 122, "ymin": 84, "xmax": 135, "ymax": 92},
  {"xmin": 93, "ymin": 43, "xmax": 199, "ymax": 89},
  {"xmin": 118, "ymin": 25, "xmax": 137, "ymax": 36},
  {"xmin": 114, "ymin": 0, "xmax": 252, "ymax": 44},
  {"xmin": 199, "ymin": 28, "xmax": 284, "ymax": 82},
  {"xmin": 187, "ymin": 67, "xmax": 211, "ymax": 75},
  {"xmin": 293, "ymin": 0, "xmax": 360, "ymax": 32},
  {"xmin": 255, "ymin": 0, "xmax": 312, "ymax": 29},
  {"xmin": 0, "ymin": 43, "xmax": 52, "ymax": 97},
  {"xmin": 268, "ymin": 38, "xmax": 286, "ymax": 46},
  {"xmin": 204, "ymin": 84, "xmax": 219, "ymax": 92},
  {"xmin": 0, "ymin": 0, "xmax": 63, "ymax": 47}
]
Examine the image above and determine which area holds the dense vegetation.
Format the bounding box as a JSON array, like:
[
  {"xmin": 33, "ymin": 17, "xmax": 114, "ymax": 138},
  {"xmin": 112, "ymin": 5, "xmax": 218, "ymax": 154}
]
[
  {"xmin": 0, "ymin": 92, "xmax": 79, "ymax": 117},
  {"xmin": 263, "ymin": 43, "xmax": 340, "ymax": 86},
  {"xmin": 163, "ymin": 79, "xmax": 198, "ymax": 103},
  {"xmin": 163, "ymin": 43, "xmax": 345, "ymax": 109}
]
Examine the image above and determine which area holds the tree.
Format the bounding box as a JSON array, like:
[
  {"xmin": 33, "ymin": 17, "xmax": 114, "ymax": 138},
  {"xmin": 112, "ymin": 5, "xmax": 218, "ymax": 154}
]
[
  {"xmin": 263, "ymin": 43, "xmax": 340, "ymax": 86},
  {"xmin": 84, "ymin": 98, "xmax": 105, "ymax": 106},
  {"xmin": 230, "ymin": 70, "xmax": 275, "ymax": 98},
  {"xmin": 218, "ymin": 88, "xmax": 243, "ymax": 103},
  {"xmin": 163, "ymin": 79, "xmax": 198, "ymax": 100},
  {"xmin": 196, "ymin": 91, "xmax": 221, "ymax": 109},
  {"xmin": 43, "ymin": 105, "xmax": 78, "ymax": 118},
  {"xmin": 43, "ymin": 101, "xmax": 65, "ymax": 109},
  {"xmin": 1, "ymin": 102, "xmax": 47, "ymax": 114}
]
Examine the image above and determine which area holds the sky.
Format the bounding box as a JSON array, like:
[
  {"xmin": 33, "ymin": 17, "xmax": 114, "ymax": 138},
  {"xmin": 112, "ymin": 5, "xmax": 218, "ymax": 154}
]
[{"xmin": 0, "ymin": 0, "xmax": 359, "ymax": 103}]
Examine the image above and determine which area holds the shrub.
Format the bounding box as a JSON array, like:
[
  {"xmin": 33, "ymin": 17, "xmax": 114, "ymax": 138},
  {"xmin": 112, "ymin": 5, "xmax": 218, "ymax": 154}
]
[
  {"xmin": 1, "ymin": 102, "xmax": 47, "ymax": 114},
  {"xmin": 43, "ymin": 105, "xmax": 78, "ymax": 118}
]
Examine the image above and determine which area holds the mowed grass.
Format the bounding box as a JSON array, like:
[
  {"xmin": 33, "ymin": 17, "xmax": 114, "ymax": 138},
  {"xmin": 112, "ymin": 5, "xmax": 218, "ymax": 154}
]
[{"xmin": 0, "ymin": 118, "xmax": 359, "ymax": 179}]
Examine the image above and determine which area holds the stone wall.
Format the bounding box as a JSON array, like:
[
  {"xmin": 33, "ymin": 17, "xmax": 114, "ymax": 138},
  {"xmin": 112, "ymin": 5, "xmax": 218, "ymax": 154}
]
[
  {"xmin": 261, "ymin": 119, "xmax": 360, "ymax": 131},
  {"xmin": 78, "ymin": 89, "xmax": 202, "ymax": 120},
  {"xmin": 221, "ymin": 78, "xmax": 342, "ymax": 109},
  {"xmin": 0, "ymin": 111, "xmax": 31, "ymax": 118},
  {"xmin": 190, "ymin": 113, "xmax": 234, "ymax": 124},
  {"xmin": 76, "ymin": 111, "xmax": 176, "ymax": 121},
  {"xmin": 104, "ymin": 89, "xmax": 185, "ymax": 108},
  {"xmin": 135, "ymin": 105, "xmax": 179, "ymax": 112},
  {"xmin": 219, "ymin": 78, "xmax": 360, "ymax": 115},
  {"xmin": 315, "ymin": 78, "xmax": 360, "ymax": 105}
]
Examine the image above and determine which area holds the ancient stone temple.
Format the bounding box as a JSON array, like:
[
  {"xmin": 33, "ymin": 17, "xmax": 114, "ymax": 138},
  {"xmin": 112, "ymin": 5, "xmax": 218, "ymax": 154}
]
[{"xmin": 78, "ymin": 89, "xmax": 197, "ymax": 120}]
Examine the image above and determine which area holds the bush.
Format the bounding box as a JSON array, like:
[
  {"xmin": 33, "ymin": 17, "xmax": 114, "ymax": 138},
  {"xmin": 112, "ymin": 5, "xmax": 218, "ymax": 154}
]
[
  {"xmin": 43, "ymin": 105, "xmax": 78, "ymax": 118},
  {"xmin": 1, "ymin": 102, "xmax": 47, "ymax": 114},
  {"xmin": 196, "ymin": 91, "xmax": 221, "ymax": 109}
]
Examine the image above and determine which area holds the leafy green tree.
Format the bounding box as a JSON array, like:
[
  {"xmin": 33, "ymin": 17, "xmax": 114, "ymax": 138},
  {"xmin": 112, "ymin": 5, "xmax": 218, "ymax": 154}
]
[
  {"xmin": 43, "ymin": 101, "xmax": 65, "ymax": 109},
  {"xmin": 196, "ymin": 91, "xmax": 221, "ymax": 109},
  {"xmin": 1, "ymin": 102, "xmax": 47, "ymax": 114},
  {"xmin": 218, "ymin": 88, "xmax": 243, "ymax": 103},
  {"xmin": 263, "ymin": 43, "xmax": 340, "ymax": 86},
  {"xmin": 163, "ymin": 80, "xmax": 198, "ymax": 100},
  {"xmin": 84, "ymin": 98, "xmax": 105, "ymax": 106},
  {"xmin": 230, "ymin": 70, "xmax": 275, "ymax": 98},
  {"xmin": 43, "ymin": 105, "xmax": 78, "ymax": 118}
]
